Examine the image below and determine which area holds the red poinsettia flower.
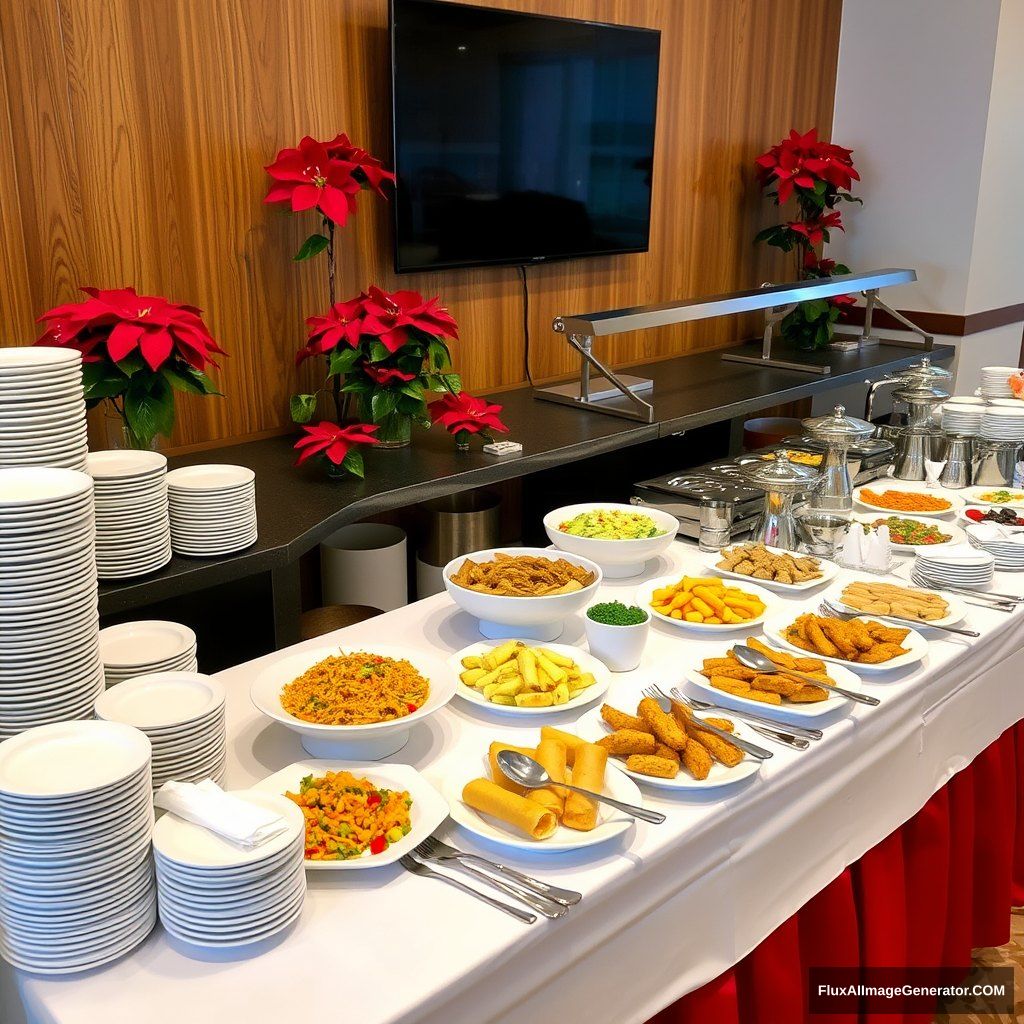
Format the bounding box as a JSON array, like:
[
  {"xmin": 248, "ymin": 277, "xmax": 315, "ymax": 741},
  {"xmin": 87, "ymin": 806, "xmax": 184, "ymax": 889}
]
[
  {"xmin": 297, "ymin": 295, "xmax": 370, "ymax": 365},
  {"xmin": 36, "ymin": 286, "xmax": 224, "ymax": 371},
  {"xmin": 324, "ymin": 133, "xmax": 395, "ymax": 197},
  {"xmin": 803, "ymin": 252, "xmax": 837, "ymax": 274},
  {"xmin": 264, "ymin": 136, "xmax": 361, "ymax": 227},
  {"xmin": 788, "ymin": 211, "xmax": 844, "ymax": 247},
  {"xmin": 362, "ymin": 363, "xmax": 417, "ymax": 386},
  {"xmin": 755, "ymin": 128, "xmax": 858, "ymax": 202},
  {"xmin": 828, "ymin": 293, "xmax": 857, "ymax": 311},
  {"xmin": 293, "ymin": 420, "xmax": 379, "ymax": 466},
  {"xmin": 429, "ymin": 392, "xmax": 508, "ymax": 437},
  {"xmin": 360, "ymin": 286, "xmax": 459, "ymax": 354}
]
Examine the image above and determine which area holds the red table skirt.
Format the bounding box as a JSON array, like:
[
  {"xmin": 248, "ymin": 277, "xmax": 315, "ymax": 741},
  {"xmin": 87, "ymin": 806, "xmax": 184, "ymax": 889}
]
[{"xmin": 647, "ymin": 719, "xmax": 1024, "ymax": 1024}]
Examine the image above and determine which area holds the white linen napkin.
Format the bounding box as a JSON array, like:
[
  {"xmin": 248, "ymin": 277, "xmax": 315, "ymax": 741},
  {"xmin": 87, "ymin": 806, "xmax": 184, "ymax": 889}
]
[{"xmin": 154, "ymin": 779, "xmax": 289, "ymax": 849}]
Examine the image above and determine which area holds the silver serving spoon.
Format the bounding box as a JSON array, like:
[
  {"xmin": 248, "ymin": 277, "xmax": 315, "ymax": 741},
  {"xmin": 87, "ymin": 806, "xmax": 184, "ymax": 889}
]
[
  {"xmin": 496, "ymin": 750, "xmax": 666, "ymax": 825},
  {"xmin": 731, "ymin": 644, "xmax": 880, "ymax": 707}
]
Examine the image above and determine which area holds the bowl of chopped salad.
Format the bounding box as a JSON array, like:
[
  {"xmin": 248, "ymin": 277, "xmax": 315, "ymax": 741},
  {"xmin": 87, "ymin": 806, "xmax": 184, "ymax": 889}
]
[
  {"xmin": 853, "ymin": 514, "xmax": 965, "ymax": 552},
  {"xmin": 544, "ymin": 502, "xmax": 678, "ymax": 578},
  {"xmin": 252, "ymin": 761, "xmax": 448, "ymax": 870}
]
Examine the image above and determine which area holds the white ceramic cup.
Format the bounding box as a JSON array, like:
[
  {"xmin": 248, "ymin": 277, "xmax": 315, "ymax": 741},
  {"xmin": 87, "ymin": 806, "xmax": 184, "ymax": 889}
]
[{"xmin": 584, "ymin": 609, "xmax": 650, "ymax": 672}]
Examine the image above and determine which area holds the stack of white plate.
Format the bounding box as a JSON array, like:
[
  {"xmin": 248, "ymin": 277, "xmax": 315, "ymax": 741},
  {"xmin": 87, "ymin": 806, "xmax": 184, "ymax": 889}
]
[
  {"xmin": 913, "ymin": 543, "xmax": 996, "ymax": 589},
  {"xmin": 0, "ymin": 721, "xmax": 156, "ymax": 974},
  {"xmin": 152, "ymin": 789, "xmax": 305, "ymax": 949},
  {"xmin": 95, "ymin": 672, "xmax": 227, "ymax": 790},
  {"xmin": 964, "ymin": 523, "xmax": 1024, "ymax": 570},
  {"xmin": 87, "ymin": 450, "xmax": 172, "ymax": 580},
  {"xmin": 99, "ymin": 620, "xmax": 198, "ymax": 687},
  {"xmin": 167, "ymin": 465, "xmax": 257, "ymax": 557},
  {"xmin": 941, "ymin": 401, "xmax": 984, "ymax": 435},
  {"xmin": 0, "ymin": 467, "xmax": 103, "ymax": 738},
  {"xmin": 979, "ymin": 407, "xmax": 1024, "ymax": 442},
  {"xmin": 980, "ymin": 366, "xmax": 1021, "ymax": 400},
  {"xmin": 0, "ymin": 347, "xmax": 88, "ymax": 472}
]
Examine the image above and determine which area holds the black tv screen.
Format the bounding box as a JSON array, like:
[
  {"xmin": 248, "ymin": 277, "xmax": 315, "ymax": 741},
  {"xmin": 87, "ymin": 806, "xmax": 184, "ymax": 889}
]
[{"xmin": 390, "ymin": 0, "xmax": 661, "ymax": 272}]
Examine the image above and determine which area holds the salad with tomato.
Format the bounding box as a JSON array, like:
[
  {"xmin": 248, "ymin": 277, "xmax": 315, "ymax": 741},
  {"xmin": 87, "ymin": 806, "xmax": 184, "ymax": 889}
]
[{"xmin": 866, "ymin": 516, "xmax": 952, "ymax": 546}]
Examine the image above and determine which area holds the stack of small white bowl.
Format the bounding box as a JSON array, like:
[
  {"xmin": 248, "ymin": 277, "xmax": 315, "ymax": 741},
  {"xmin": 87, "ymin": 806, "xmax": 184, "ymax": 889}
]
[
  {"xmin": 87, "ymin": 450, "xmax": 171, "ymax": 580},
  {"xmin": 99, "ymin": 620, "xmax": 198, "ymax": 688},
  {"xmin": 167, "ymin": 465, "xmax": 257, "ymax": 557},
  {"xmin": 95, "ymin": 672, "xmax": 227, "ymax": 791},
  {"xmin": 979, "ymin": 366, "xmax": 1021, "ymax": 400},
  {"xmin": 0, "ymin": 467, "xmax": 103, "ymax": 738},
  {"xmin": 912, "ymin": 543, "xmax": 996, "ymax": 590},
  {"xmin": 0, "ymin": 721, "xmax": 156, "ymax": 974},
  {"xmin": 941, "ymin": 399, "xmax": 984, "ymax": 436},
  {"xmin": 979, "ymin": 406, "xmax": 1024, "ymax": 443},
  {"xmin": 0, "ymin": 347, "xmax": 88, "ymax": 472},
  {"xmin": 964, "ymin": 522, "xmax": 1024, "ymax": 570},
  {"xmin": 152, "ymin": 790, "xmax": 305, "ymax": 949}
]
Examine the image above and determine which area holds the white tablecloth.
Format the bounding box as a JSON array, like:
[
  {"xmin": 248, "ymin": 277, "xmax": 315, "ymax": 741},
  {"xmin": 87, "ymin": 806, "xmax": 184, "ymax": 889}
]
[{"xmin": 5, "ymin": 538, "xmax": 1024, "ymax": 1024}]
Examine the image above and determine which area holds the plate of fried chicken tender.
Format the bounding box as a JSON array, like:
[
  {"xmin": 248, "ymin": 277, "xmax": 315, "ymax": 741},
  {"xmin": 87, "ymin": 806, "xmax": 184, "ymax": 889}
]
[
  {"xmin": 764, "ymin": 610, "xmax": 927, "ymax": 673},
  {"xmin": 826, "ymin": 579, "xmax": 966, "ymax": 628},
  {"xmin": 450, "ymin": 729, "xmax": 642, "ymax": 851},
  {"xmin": 711, "ymin": 543, "xmax": 838, "ymax": 591},
  {"xmin": 683, "ymin": 638, "xmax": 862, "ymax": 719},
  {"xmin": 574, "ymin": 696, "xmax": 761, "ymax": 790}
]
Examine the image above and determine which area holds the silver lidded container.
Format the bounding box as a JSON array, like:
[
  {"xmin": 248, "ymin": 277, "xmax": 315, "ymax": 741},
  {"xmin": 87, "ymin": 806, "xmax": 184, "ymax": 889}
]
[
  {"xmin": 801, "ymin": 405, "xmax": 875, "ymax": 514},
  {"xmin": 738, "ymin": 454, "xmax": 820, "ymax": 552}
]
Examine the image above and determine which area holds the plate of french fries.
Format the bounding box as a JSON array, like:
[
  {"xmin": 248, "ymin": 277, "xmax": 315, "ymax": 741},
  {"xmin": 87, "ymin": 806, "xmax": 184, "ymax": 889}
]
[
  {"xmin": 638, "ymin": 574, "xmax": 773, "ymax": 631},
  {"xmin": 450, "ymin": 640, "xmax": 610, "ymax": 715}
]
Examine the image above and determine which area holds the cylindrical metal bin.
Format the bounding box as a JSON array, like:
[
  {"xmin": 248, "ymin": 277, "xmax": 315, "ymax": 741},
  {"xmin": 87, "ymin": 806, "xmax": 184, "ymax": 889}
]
[{"xmin": 416, "ymin": 491, "xmax": 501, "ymax": 598}]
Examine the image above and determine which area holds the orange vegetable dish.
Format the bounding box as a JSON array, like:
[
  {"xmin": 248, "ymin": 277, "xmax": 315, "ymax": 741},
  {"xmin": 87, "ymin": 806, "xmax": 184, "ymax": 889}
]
[
  {"xmin": 859, "ymin": 488, "xmax": 951, "ymax": 513},
  {"xmin": 650, "ymin": 576, "xmax": 766, "ymax": 625}
]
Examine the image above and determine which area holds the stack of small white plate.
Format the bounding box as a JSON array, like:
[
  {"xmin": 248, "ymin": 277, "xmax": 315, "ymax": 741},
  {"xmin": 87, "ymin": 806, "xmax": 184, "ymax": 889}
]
[
  {"xmin": 913, "ymin": 543, "xmax": 996, "ymax": 589},
  {"xmin": 87, "ymin": 450, "xmax": 171, "ymax": 580},
  {"xmin": 980, "ymin": 366, "xmax": 1021, "ymax": 400},
  {"xmin": 0, "ymin": 467, "xmax": 103, "ymax": 738},
  {"xmin": 99, "ymin": 620, "xmax": 198, "ymax": 687},
  {"xmin": 979, "ymin": 407, "xmax": 1024, "ymax": 442},
  {"xmin": 95, "ymin": 672, "xmax": 227, "ymax": 790},
  {"xmin": 0, "ymin": 721, "xmax": 156, "ymax": 974},
  {"xmin": 152, "ymin": 789, "xmax": 305, "ymax": 949},
  {"xmin": 964, "ymin": 523, "xmax": 1024, "ymax": 570},
  {"xmin": 0, "ymin": 347, "xmax": 88, "ymax": 472},
  {"xmin": 941, "ymin": 401, "xmax": 984, "ymax": 435},
  {"xmin": 167, "ymin": 465, "xmax": 257, "ymax": 557}
]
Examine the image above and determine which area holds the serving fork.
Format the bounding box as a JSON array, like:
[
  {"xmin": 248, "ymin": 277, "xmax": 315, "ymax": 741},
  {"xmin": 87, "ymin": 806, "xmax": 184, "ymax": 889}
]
[
  {"xmin": 668, "ymin": 687, "xmax": 811, "ymax": 750},
  {"xmin": 398, "ymin": 853, "xmax": 536, "ymax": 924},
  {"xmin": 818, "ymin": 597, "xmax": 980, "ymax": 638},
  {"xmin": 671, "ymin": 690, "xmax": 823, "ymax": 741},
  {"xmin": 414, "ymin": 835, "xmax": 581, "ymax": 907},
  {"xmin": 642, "ymin": 684, "xmax": 773, "ymax": 761}
]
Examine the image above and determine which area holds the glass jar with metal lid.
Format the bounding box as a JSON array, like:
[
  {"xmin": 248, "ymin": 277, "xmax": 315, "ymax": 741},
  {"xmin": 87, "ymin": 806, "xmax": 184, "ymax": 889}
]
[
  {"xmin": 801, "ymin": 405, "xmax": 875, "ymax": 513},
  {"xmin": 737, "ymin": 455, "xmax": 820, "ymax": 551}
]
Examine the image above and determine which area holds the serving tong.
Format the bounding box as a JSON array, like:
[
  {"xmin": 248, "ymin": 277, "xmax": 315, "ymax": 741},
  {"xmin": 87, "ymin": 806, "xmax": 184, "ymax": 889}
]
[{"xmin": 818, "ymin": 596, "xmax": 980, "ymax": 638}]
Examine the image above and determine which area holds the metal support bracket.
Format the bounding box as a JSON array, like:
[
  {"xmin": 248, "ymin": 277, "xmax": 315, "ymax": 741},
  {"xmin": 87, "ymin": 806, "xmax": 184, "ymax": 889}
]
[{"xmin": 845, "ymin": 288, "xmax": 934, "ymax": 351}]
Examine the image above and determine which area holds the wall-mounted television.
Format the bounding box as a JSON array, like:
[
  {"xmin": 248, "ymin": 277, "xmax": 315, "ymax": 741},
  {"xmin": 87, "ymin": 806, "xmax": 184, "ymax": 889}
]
[{"xmin": 390, "ymin": 0, "xmax": 661, "ymax": 273}]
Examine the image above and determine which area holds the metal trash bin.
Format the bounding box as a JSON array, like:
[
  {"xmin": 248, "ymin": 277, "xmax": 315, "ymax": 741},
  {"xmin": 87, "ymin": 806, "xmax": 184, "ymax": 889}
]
[{"xmin": 416, "ymin": 492, "xmax": 501, "ymax": 598}]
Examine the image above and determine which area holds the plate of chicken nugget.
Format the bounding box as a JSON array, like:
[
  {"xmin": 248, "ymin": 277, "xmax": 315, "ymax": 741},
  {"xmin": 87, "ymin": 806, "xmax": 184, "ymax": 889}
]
[
  {"xmin": 763, "ymin": 610, "xmax": 928, "ymax": 673},
  {"xmin": 707, "ymin": 543, "xmax": 839, "ymax": 592},
  {"xmin": 575, "ymin": 696, "xmax": 761, "ymax": 791},
  {"xmin": 682, "ymin": 638, "xmax": 862, "ymax": 721}
]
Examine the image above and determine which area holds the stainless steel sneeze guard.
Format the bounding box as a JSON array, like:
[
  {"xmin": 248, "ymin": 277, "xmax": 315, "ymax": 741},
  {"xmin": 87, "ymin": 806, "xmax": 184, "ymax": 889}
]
[{"xmin": 536, "ymin": 268, "xmax": 932, "ymax": 422}]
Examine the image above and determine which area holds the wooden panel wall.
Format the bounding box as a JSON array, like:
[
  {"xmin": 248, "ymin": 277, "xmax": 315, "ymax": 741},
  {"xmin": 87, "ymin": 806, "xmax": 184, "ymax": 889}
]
[{"xmin": 0, "ymin": 0, "xmax": 842, "ymax": 451}]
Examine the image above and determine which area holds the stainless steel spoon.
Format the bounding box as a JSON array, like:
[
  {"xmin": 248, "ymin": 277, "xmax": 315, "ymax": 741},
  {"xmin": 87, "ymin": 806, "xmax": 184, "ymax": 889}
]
[
  {"xmin": 731, "ymin": 644, "xmax": 880, "ymax": 707},
  {"xmin": 496, "ymin": 750, "xmax": 666, "ymax": 825}
]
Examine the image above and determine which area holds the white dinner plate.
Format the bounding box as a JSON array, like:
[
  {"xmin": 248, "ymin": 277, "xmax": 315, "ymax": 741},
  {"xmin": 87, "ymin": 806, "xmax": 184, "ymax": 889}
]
[
  {"xmin": 958, "ymin": 506, "xmax": 1024, "ymax": 531},
  {"xmin": 852, "ymin": 485, "xmax": 962, "ymax": 518},
  {"xmin": 638, "ymin": 574, "xmax": 774, "ymax": 632},
  {"xmin": 95, "ymin": 672, "xmax": 224, "ymax": 729},
  {"xmin": 851, "ymin": 513, "xmax": 965, "ymax": 552},
  {"xmin": 448, "ymin": 640, "xmax": 611, "ymax": 716},
  {"xmin": 704, "ymin": 543, "xmax": 840, "ymax": 592},
  {"xmin": 98, "ymin": 620, "xmax": 197, "ymax": 668},
  {"xmin": 962, "ymin": 486, "xmax": 1024, "ymax": 508},
  {"xmin": 166, "ymin": 465, "xmax": 255, "ymax": 491}
]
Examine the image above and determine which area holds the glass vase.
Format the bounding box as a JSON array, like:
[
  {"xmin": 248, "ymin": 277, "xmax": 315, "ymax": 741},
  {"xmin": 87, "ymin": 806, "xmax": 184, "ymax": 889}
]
[
  {"xmin": 358, "ymin": 395, "xmax": 413, "ymax": 449},
  {"xmin": 101, "ymin": 404, "xmax": 159, "ymax": 451}
]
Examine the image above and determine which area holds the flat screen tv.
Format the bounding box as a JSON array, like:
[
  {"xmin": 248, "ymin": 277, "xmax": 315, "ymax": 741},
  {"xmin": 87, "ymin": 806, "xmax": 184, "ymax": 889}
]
[{"xmin": 390, "ymin": 0, "xmax": 661, "ymax": 272}]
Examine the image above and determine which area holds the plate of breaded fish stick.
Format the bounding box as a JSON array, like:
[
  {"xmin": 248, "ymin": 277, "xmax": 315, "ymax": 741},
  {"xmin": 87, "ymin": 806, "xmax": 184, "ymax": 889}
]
[
  {"xmin": 683, "ymin": 637, "xmax": 863, "ymax": 720},
  {"xmin": 447, "ymin": 729, "xmax": 642, "ymax": 851},
  {"xmin": 764, "ymin": 609, "xmax": 927, "ymax": 673},
  {"xmin": 574, "ymin": 697, "xmax": 761, "ymax": 791}
]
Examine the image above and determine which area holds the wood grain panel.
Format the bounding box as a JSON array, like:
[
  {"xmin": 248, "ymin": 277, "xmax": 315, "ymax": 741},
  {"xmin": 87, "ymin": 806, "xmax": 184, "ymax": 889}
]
[{"xmin": 0, "ymin": 0, "xmax": 842, "ymax": 450}]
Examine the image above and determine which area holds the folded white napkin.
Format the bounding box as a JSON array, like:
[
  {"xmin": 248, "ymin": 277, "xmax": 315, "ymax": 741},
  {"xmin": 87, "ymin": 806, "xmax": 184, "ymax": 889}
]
[
  {"xmin": 967, "ymin": 522, "xmax": 1024, "ymax": 545},
  {"xmin": 154, "ymin": 779, "xmax": 289, "ymax": 849}
]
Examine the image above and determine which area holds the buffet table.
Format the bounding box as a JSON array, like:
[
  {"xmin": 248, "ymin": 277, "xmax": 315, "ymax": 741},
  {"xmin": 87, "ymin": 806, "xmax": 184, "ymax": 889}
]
[{"xmin": 6, "ymin": 534, "xmax": 1024, "ymax": 1024}]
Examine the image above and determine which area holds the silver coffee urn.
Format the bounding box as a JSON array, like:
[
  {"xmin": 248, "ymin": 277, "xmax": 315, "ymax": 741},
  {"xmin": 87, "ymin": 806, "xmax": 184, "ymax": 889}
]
[{"xmin": 801, "ymin": 405, "xmax": 876, "ymax": 514}]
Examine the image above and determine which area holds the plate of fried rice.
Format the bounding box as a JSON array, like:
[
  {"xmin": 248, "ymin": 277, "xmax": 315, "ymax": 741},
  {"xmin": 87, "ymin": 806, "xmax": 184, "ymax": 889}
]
[{"xmin": 250, "ymin": 644, "xmax": 458, "ymax": 760}]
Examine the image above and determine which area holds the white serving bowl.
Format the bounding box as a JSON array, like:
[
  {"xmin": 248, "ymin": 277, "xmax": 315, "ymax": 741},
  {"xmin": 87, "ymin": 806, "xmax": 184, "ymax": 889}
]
[
  {"xmin": 443, "ymin": 547, "xmax": 603, "ymax": 642},
  {"xmin": 542, "ymin": 502, "xmax": 678, "ymax": 578},
  {"xmin": 249, "ymin": 643, "xmax": 457, "ymax": 760}
]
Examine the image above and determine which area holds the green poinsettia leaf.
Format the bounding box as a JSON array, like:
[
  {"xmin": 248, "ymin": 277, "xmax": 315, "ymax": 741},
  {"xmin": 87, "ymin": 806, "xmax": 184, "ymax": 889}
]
[
  {"xmin": 115, "ymin": 352, "xmax": 145, "ymax": 377},
  {"xmin": 81, "ymin": 362, "xmax": 129, "ymax": 400},
  {"xmin": 341, "ymin": 448, "xmax": 364, "ymax": 478},
  {"xmin": 124, "ymin": 373, "xmax": 175, "ymax": 445},
  {"xmin": 162, "ymin": 364, "xmax": 210, "ymax": 396},
  {"xmin": 371, "ymin": 389, "xmax": 398, "ymax": 421},
  {"xmin": 293, "ymin": 233, "xmax": 330, "ymax": 262},
  {"xmin": 427, "ymin": 339, "xmax": 451, "ymax": 371},
  {"xmin": 441, "ymin": 373, "xmax": 462, "ymax": 394},
  {"xmin": 328, "ymin": 347, "xmax": 361, "ymax": 377},
  {"xmin": 289, "ymin": 393, "xmax": 317, "ymax": 424},
  {"xmin": 396, "ymin": 394, "xmax": 426, "ymax": 417},
  {"xmin": 368, "ymin": 341, "xmax": 391, "ymax": 364},
  {"xmin": 399, "ymin": 380, "xmax": 425, "ymax": 401},
  {"xmin": 341, "ymin": 379, "xmax": 371, "ymax": 394}
]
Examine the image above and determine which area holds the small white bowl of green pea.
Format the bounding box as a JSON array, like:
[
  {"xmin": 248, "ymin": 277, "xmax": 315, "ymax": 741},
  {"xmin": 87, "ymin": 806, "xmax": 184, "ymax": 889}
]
[{"xmin": 584, "ymin": 601, "xmax": 650, "ymax": 672}]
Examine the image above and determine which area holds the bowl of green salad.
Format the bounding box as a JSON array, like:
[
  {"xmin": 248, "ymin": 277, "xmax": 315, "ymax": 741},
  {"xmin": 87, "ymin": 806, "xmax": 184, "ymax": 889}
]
[{"xmin": 544, "ymin": 502, "xmax": 678, "ymax": 578}]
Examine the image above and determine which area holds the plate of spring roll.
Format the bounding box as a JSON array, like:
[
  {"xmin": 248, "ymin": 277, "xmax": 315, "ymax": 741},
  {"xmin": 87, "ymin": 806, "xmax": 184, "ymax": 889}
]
[
  {"xmin": 575, "ymin": 697, "xmax": 761, "ymax": 791},
  {"xmin": 449, "ymin": 640, "xmax": 611, "ymax": 715},
  {"xmin": 681, "ymin": 638, "xmax": 862, "ymax": 721},
  {"xmin": 444, "ymin": 728, "xmax": 642, "ymax": 852}
]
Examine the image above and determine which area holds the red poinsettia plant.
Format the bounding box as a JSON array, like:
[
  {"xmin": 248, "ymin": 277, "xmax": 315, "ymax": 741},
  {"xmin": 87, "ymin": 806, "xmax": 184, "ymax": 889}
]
[
  {"xmin": 754, "ymin": 128, "xmax": 861, "ymax": 350},
  {"xmin": 35, "ymin": 286, "xmax": 223, "ymax": 448},
  {"xmin": 293, "ymin": 420, "xmax": 379, "ymax": 476},
  {"xmin": 429, "ymin": 392, "xmax": 509, "ymax": 448}
]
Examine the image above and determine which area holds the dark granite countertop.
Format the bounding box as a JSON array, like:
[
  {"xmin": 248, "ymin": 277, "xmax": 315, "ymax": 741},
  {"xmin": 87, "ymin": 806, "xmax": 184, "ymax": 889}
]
[{"xmin": 98, "ymin": 340, "xmax": 954, "ymax": 613}]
